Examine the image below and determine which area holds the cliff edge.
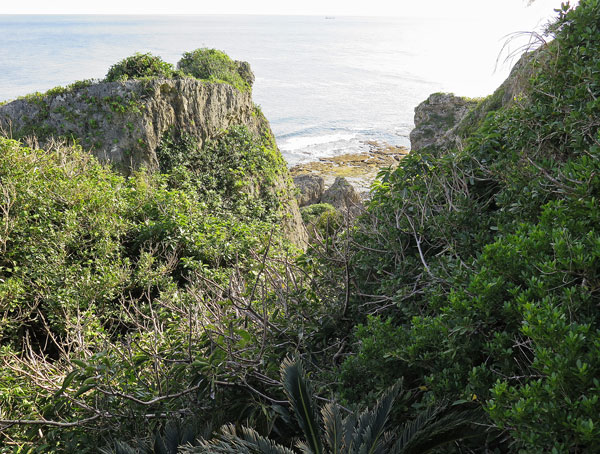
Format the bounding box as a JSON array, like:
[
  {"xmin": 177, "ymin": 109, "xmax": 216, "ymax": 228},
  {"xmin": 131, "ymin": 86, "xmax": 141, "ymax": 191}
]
[
  {"xmin": 410, "ymin": 48, "xmax": 538, "ymax": 152},
  {"xmin": 0, "ymin": 51, "xmax": 307, "ymax": 246}
]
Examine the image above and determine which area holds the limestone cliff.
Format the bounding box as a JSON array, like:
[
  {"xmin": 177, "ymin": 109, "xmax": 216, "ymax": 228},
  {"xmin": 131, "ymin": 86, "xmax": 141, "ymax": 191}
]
[
  {"xmin": 410, "ymin": 48, "xmax": 538, "ymax": 152},
  {"xmin": 0, "ymin": 74, "xmax": 307, "ymax": 246},
  {"xmin": 0, "ymin": 78, "xmax": 268, "ymax": 172}
]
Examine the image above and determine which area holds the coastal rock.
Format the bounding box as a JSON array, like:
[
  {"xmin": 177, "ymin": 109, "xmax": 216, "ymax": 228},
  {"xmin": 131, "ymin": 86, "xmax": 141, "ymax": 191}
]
[
  {"xmin": 321, "ymin": 177, "xmax": 363, "ymax": 217},
  {"xmin": 293, "ymin": 174, "xmax": 325, "ymax": 207},
  {"xmin": 0, "ymin": 78, "xmax": 268, "ymax": 173},
  {"xmin": 410, "ymin": 49, "xmax": 538, "ymax": 152},
  {"xmin": 409, "ymin": 93, "xmax": 477, "ymax": 152},
  {"xmin": 290, "ymin": 141, "xmax": 409, "ymax": 195},
  {"xmin": 0, "ymin": 73, "xmax": 308, "ymax": 247}
]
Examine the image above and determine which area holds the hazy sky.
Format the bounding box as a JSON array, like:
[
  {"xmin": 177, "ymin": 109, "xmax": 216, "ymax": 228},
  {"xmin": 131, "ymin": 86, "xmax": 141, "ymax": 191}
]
[{"xmin": 0, "ymin": 0, "xmax": 569, "ymax": 21}]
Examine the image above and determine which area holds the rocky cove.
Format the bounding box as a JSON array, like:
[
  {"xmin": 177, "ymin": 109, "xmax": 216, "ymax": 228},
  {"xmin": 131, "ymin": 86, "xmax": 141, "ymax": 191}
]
[
  {"xmin": 0, "ymin": 48, "xmax": 531, "ymax": 239},
  {"xmin": 0, "ymin": 50, "xmax": 410, "ymax": 240},
  {"xmin": 4, "ymin": 13, "xmax": 598, "ymax": 449}
]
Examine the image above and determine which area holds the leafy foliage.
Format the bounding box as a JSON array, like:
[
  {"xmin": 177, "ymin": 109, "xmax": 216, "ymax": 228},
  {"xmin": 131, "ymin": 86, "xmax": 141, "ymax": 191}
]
[
  {"xmin": 338, "ymin": 1, "xmax": 600, "ymax": 451},
  {"xmin": 105, "ymin": 52, "xmax": 176, "ymax": 82},
  {"xmin": 0, "ymin": 129, "xmax": 299, "ymax": 452},
  {"xmin": 177, "ymin": 48, "xmax": 252, "ymax": 92},
  {"xmin": 3, "ymin": 2, "xmax": 600, "ymax": 453},
  {"xmin": 183, "ymin": 358, "xmax": 480, "ymax": 454}
]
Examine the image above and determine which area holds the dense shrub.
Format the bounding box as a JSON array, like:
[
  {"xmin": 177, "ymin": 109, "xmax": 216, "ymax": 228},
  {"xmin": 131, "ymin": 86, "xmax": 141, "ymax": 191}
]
[
  {"xmin": 0, "ymin": 129, "xmax": 300, "ymax": 453},
  {"xmin": 337, "ymin": 1, "xmax": 600, "ymax": 451},
  {"xmin": 177, "ymin": 48, "xmax": 252, "ymax": 92},
  {"xmin": 105, "ymin": 52, "xmax": 176, "ymax": 82}
]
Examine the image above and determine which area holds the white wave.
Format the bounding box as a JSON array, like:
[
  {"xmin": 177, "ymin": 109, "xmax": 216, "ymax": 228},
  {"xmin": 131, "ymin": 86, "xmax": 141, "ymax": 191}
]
[{"xmin": 277, "ymin": 132, "xmax": 358, "ymax": 152}]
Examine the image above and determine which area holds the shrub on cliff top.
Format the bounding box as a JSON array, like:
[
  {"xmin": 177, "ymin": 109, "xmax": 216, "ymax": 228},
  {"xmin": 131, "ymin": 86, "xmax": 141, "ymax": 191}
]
[
  {"xmin": 105, "ymin": 52, "xmax": 175, "ymax": 82},
  {"xmin": 177, "ymin": 48, "xmax": 251, "ymax": 92}
]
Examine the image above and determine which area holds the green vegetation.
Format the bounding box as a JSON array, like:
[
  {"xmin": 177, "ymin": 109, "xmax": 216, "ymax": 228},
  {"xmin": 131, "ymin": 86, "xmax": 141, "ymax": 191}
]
[
  {"xmin": 2, "ymin": 1, "xmax": 600, "ymax": 453},
  {"xmin": 0, "ymin": 125, "xmax": 300, "ymax": 453},
  {"xmin": 18, "ymin": 80, "xmax": 96, "ymax": 104},
  {"xmin": 300, "ymin": 203, "xmax": 342, "ymax": 237},
  {"xmin": 338, "ymin": 1, "xmax": 600, "ymax": 452},
  {"xmin": 181, "ymin": 358, "xmax": 480, "ymax": 454},
  {"xmin": 157, "ymin": 126, "xmax": 286, "ymax": 221},
  {"xmin": 177, "ymin": 48, "xmax": 252, "ymax": 92},
  {"xmin": 105, "ymin": 52, "xmax": 176, "ymax": 82}
]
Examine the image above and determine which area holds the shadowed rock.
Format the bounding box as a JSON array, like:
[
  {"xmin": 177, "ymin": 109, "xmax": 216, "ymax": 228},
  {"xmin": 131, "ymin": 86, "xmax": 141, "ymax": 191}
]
[
  {"xmin": 321, "ymin": 177, "xmax": 363, "ymax": 217},
  {"xmin": 293, "ymin": 174, "xmax": 325, "ymax": 207}
]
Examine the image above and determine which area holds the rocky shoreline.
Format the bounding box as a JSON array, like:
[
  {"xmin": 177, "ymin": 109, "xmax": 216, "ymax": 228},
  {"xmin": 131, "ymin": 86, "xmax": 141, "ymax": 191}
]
[{"xmin": 289, "ymin": 140, "xmax": 409, "ymax": 196}]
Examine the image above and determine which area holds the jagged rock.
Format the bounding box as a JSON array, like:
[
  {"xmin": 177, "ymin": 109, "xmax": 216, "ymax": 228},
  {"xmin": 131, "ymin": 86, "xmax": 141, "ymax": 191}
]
[
  {"xmin": 293, "ymin": 174, "xmax": 325, "ymax": 207},
  {"xmin": 321, "ymin": 177, "xmax": 363, "ymax": 217},
  {"xmin": 409, "ymin": 93, "xmax": 477, "ymax": 152},
  {"xmin": 410, "ymin": 49, "xmax": 538, "ymax": 153},
  {"xmin": 0, "ymin": 72, "xmax": 308, "ymax": 247},
  {"xmin": 235, "ymin": 61, "xmax": 255, "ymax": 87},
  {"xmin": 0, "ymin": 78, "xmax": 269, "ymax": 173}
]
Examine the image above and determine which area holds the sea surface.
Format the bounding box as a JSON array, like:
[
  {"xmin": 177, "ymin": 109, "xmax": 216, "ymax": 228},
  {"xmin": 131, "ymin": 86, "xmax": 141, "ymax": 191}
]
[{"xmin": 0, "ymin": 15, "xmax": 548, "ymax": 165}]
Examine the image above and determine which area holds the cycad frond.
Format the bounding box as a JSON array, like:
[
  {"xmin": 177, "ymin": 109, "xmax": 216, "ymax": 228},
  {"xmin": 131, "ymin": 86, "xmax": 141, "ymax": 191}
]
[
  {"xmin": 391, "ymin": 404, "xmax": 439, "ymax": 453},
  {"xmin": 349, "ymin": 383, "xmax": 400, "ymax": 454},
  {"xmin": 321, "ymin": 402, "xmax": 344, "ymax": 454},
  {"xmin": 181, "ymin": 423, "xmax": 295, "ymax": 454},
  {"xmin": 155, "ymin": 419, "xmax": 180, "ymax": 454},
  {"xmin": 391, "ymin": 403, "xmax": 482, "ymax": 454},
  {"xmin": 100, "ymin": 440, "xmax": 150, "ymax": 454},
  {"xmin": 296, "ymin": 439, "xmax": 315, "ymax": 454},
  {"xmin": 342, "ymin": 413, "xmax": 357, "ymax": 450},
  {"xmin": 239, "ymin": 425, "xmax": 297, "ymax": 454},
  {"xmin": 280, "ymin": 356, "xmax": 323, "ymax": 454}
]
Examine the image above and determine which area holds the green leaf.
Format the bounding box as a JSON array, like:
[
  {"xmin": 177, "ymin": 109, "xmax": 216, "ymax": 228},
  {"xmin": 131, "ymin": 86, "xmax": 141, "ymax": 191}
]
[{"xmin": 54, "ymin": 370, "xmax": 77, "ymax": 397}]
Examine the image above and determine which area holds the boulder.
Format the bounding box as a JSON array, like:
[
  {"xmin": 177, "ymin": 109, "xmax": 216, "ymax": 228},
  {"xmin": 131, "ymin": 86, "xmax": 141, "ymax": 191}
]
[
  {"xmin": 321, "ymin": 177, "xmax": 363, "ymax": 217},
  {"xmin": 293, "ymin": 174, "xmax": 325, "ymax": 207}
]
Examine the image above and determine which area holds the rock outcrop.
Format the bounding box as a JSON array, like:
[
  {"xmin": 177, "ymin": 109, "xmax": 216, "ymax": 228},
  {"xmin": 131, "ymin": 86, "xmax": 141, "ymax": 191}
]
[
  {"xmin": 0, "ymin": 72, "xmax": 308, "ymax": 247},
  {"xmin": 409, "ymin": 93, "xmax": 477, "ymax": 152},
  {"xmin": 410, "ymin": 48, "xmax": 539, "ymax": 152},
  {"xmin": 321, "ymin": 177, "xmax": 363, "ymax": 217},
  {"xmin": 293, "ymin": 174, "xmax": 325, "ymax": 207},
  {"xmin": 0, "ymin": 78, "xmax": 268, "ymax": 173}
]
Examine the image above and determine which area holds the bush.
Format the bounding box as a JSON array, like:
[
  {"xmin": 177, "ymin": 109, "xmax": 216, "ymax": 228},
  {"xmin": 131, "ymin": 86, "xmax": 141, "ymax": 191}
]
[
  {"xmin": 177, "ymin": 48, "xmax": 252, "ymax": 92},
  {"xmin": 105, "ymin": 52, "xmax": 175, "ymax": 82},
  {"xmin": 0, "ymin": 133, "xmax": 294, "ymax": 453},
  {"xmin": 338, "ymin": 1, "xmax": 600, "ymax": 451}
]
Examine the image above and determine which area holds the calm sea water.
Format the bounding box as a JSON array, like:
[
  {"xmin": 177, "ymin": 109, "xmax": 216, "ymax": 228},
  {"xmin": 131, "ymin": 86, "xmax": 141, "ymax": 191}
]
[{"xmin": 0, "ymin": 15, "xmax": 540, "ymax": 165}]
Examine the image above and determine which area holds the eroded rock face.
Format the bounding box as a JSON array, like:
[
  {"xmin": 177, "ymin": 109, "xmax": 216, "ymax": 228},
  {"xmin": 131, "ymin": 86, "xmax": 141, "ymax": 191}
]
[
  {"xmin": 409, "ymin": 93, "xmax": 477, "ymax": 152},
  {"xmin": 293, "ymin": 174, "xmax": 325, "ymax": 207},
  {"xmin": 410, "ymin": 49, "xmax": 538, "ymax": 153},
  {"xmin": 0, "ymin": 75, "xmax": 308, "ymax": 247},
  {"xmin": 0, "ymin": 78, "xmax": 267, "ymax": 173},
  {"xmin": 321, "ymin": 177, "xmax": 363, "ymax": 217}
]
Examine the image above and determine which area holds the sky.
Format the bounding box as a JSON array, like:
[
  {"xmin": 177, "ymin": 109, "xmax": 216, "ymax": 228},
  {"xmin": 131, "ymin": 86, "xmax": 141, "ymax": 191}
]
[{"xmin": 0, "ymin": 0, "xmax": 571, "ymax": 21}]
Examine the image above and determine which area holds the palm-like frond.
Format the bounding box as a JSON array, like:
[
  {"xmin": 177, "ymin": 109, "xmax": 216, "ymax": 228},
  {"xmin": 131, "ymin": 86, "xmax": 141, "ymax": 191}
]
[
  {"xmin": 181, "ymin": 423, "xmax": 296, "ymax": 454},
  {"xmin": 99, "ymin": 440, "xmax": 150, "ymax": 454},
  {"xmin": 137, "ymin": 358, "xmax": 483, "ymax": 454},
  {"xmin": 280, "ymin": 356, "xmax": 323, "ymax": 454},
  {"xmin": 390, "ymin": 403, "xmax": 482, "ymax": 454},
  {"xmin": 239, "ymin": 425, "xmax": 298, "ymax": 454},
  {"xmin": 349, "ymin": 383, "xmax": 400, "ymax": 454},
  {"xmin": 321, "ymin": 402, "xmax": 344, "ymax": 454}
]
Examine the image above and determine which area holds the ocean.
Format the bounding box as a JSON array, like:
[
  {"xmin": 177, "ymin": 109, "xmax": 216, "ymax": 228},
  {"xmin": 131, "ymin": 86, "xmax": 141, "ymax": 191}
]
[{"xmin": 0, "ymin": 14, "xmax": 550, "ymax": 165}]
